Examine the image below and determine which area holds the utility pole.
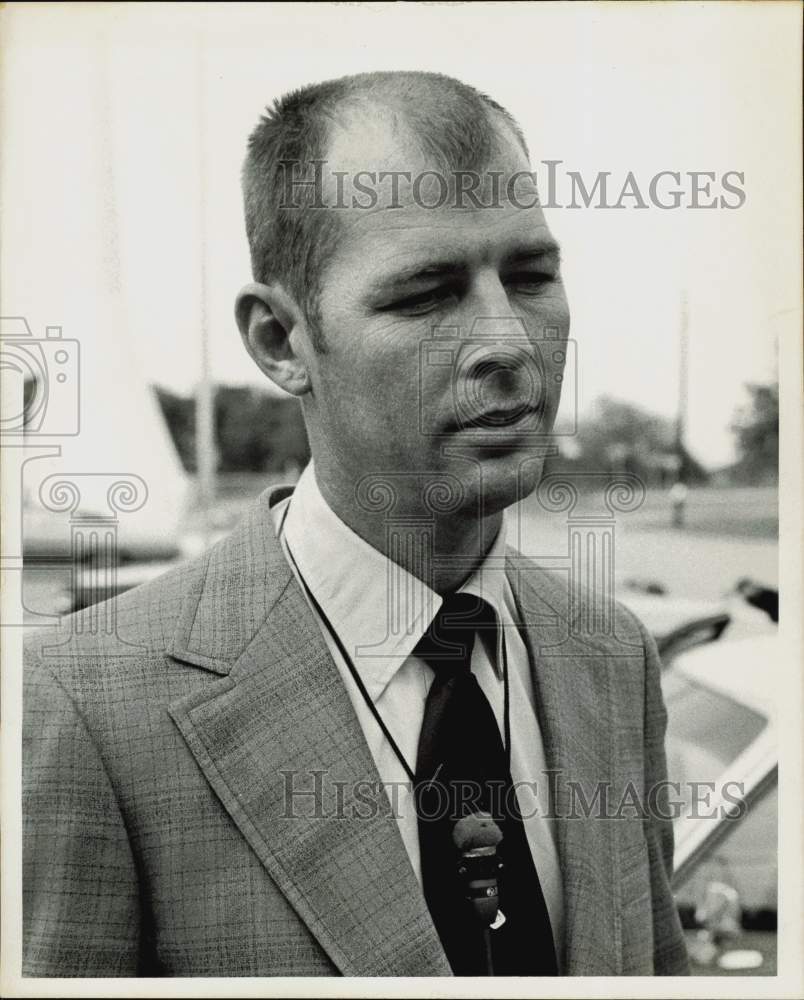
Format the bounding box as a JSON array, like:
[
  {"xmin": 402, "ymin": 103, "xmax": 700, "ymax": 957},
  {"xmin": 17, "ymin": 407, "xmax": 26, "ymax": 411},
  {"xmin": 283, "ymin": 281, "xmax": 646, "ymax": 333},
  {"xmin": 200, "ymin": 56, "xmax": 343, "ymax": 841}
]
[
  {"xmin": 671, "ymin": 292, "xmax": 689, "ymax": 528},
  {"xmin": 194, "ymin": 31, "xmax": 216, "ymax": 548}
]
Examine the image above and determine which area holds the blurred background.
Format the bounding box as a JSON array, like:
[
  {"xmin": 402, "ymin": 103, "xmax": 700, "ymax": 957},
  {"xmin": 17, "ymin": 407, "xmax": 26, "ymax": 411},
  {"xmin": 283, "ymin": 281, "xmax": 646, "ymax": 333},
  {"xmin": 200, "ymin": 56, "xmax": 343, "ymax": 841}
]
[{"xmin": 3, "ymin": 1, "xmax": 798, "ymax": 977}]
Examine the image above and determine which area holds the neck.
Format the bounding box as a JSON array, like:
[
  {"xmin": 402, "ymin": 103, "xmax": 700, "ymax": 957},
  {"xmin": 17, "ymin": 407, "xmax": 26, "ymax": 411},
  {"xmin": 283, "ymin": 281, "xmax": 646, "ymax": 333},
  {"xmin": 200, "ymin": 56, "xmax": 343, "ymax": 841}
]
[{"xmin": 313, "ymin": 467, "xmax": 503, "ymax": 595}]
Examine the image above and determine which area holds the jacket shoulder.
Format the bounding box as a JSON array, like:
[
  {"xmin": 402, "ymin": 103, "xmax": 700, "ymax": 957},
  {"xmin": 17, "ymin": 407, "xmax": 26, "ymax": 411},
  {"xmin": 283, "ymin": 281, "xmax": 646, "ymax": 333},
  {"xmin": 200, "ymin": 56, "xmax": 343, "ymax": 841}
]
[
  {"xmin": 24, "ymin": 552, "xmax": 207, "ymax": 668},
  {"xmin": 505, "ymin": 544, "xmax": 648, "ymax": 649}
]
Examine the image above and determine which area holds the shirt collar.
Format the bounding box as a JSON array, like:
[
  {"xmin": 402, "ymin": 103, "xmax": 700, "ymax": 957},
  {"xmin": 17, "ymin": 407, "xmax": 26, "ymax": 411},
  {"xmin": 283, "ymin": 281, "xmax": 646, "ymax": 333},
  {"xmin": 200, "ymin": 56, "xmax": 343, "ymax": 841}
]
[{"xmin": 280, "ymin": 462, "xmax": 510, "ymax": 701}]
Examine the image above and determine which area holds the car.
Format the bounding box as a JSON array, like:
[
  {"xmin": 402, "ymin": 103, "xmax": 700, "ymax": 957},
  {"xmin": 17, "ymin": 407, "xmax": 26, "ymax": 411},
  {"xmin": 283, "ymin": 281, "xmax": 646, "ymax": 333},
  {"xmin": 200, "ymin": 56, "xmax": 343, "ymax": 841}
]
[
  {"xmin": 663, "ymin": 632, "xmax": 778, "ymax": 974},
  {"xmin": 619, "ymin": 578, "xmax": 776, "ymax": 666}
]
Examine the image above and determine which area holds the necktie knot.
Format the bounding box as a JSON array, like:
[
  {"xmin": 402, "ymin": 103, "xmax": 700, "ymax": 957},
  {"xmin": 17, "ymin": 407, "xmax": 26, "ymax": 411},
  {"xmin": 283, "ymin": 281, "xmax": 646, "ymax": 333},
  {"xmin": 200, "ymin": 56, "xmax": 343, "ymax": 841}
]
[{"xmin": 414, "ymin": 593, "xmax": 495, "ymax": 676}]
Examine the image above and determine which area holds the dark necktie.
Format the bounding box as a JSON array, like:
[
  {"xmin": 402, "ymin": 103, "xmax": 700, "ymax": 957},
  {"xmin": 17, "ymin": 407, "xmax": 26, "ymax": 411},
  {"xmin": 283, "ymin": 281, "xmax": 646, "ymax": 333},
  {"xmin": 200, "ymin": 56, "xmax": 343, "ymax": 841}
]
[{"xmin": 413, "ymin": 592, "xmax": 558, "ymax": 976}]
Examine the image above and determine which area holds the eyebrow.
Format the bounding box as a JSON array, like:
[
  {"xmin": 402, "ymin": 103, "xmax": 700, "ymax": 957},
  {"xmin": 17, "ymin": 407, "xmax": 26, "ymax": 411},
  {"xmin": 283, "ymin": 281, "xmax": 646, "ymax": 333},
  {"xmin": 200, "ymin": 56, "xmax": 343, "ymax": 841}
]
[
  {"xmin": 366, "ymin": 238, "xmax": 562, "ymax": 295},
  {"xmin": 365, "ymin": 261, "xmax": 465, "ymax": 296},
  {"xmin": 506, "ymin": 240, "xmax": 562, "ymax": 266}
]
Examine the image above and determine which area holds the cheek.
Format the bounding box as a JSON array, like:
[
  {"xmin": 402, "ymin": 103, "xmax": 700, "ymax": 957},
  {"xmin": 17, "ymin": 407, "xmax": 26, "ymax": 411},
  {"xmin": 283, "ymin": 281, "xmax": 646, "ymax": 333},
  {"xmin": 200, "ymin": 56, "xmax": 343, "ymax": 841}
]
[
  {"xmin": 520, "ymin": 287, "xmax": 571, "ymax": 333},
  {"xmin": 317, "ymin": 326, "xmax": 424, "ymax": 426}
]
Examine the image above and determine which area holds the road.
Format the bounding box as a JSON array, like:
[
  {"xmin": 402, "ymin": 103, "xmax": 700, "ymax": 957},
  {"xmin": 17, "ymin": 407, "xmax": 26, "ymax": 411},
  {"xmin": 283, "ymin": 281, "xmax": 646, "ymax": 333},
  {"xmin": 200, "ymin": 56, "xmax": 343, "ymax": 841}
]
[{"xmin": 514, "ymin": 486, "xmax": 777, "ymax": 601}]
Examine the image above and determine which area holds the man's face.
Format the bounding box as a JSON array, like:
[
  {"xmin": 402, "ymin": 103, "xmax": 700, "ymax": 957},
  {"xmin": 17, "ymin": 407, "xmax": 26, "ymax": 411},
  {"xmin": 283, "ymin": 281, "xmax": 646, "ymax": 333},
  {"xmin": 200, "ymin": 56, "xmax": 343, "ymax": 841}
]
[{"xmin": 298, "ymin": 123, "xmax": 570, "ymax": 517}]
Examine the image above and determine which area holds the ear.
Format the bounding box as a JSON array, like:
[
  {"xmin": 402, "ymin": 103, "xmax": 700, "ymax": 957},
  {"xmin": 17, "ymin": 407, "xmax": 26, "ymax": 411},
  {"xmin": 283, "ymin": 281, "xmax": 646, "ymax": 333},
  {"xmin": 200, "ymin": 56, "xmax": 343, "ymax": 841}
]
[{"xmin": 234, "ymin": 282, "xmax": 312, "ymax": 396}]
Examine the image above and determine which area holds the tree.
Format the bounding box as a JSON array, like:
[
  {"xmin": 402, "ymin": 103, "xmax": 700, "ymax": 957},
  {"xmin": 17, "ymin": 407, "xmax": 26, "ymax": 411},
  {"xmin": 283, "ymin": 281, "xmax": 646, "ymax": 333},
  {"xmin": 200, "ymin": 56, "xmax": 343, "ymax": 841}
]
[
  {"xmin": 729, "ymin": 382, "xmax": 778, "ymax": 484},
  {"xmin": 154, "ymin": 383, "xmax": 310, "ymax": 474},
  {"xmin": 547, "ymin": 396, "xmax": 708, "ymax": 485}
]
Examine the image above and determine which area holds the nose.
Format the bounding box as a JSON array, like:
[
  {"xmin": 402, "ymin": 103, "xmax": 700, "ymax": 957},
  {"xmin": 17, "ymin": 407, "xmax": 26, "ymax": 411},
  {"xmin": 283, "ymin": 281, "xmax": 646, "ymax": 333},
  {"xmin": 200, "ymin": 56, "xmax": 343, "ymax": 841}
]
[
  {"xmin": 463, "ymin": 273, "xmax": 537, "ymax": 361},
  {"xmin": 460, "ymin": 274, "xmax": 538, "ymax": 376},
  {"xmin": 449, "ymin": 272, "xmax": 563, "ymax": 426},
  {"xmin": 465, "ymin": 350, "xmax": 526, "ymax": 398},
  {"xmin": 455, "ymin": 316, "xmax": 542, "ymax": 426}
]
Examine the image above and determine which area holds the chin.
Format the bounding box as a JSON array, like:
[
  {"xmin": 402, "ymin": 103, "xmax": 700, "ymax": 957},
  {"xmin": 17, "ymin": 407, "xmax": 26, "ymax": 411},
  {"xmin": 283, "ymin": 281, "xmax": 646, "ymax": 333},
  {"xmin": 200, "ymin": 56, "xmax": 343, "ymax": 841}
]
[{"xmin": 451, "ymin": 448, "xmax": 548, "ymax": 517}]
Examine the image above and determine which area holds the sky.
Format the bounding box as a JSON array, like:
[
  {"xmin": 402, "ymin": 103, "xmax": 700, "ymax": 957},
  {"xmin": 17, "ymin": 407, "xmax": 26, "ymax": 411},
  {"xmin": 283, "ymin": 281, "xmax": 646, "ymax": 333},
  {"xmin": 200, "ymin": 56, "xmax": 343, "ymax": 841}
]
[{"xmin": 2, "ymin": 2, "xmax": 799, "ymax": 468}]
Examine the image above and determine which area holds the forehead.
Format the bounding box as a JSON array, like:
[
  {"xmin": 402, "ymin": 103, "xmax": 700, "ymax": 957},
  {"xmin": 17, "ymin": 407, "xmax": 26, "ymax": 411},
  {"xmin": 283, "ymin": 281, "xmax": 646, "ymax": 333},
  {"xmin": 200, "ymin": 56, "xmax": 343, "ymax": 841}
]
[
  {"xmin": 333, "ymin": 201, "xmax": 556, "ymax": 289},
  {"xmin": 320, "ymin": 119, "xmax": 553, "ymax": 283}
]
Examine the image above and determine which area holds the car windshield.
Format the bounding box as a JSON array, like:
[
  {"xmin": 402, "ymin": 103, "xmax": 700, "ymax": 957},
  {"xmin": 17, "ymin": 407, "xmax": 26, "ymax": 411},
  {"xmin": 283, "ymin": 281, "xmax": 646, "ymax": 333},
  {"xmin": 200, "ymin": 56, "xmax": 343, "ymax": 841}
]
[{"xmin": 661, "ymin": 669, "xmax": 767, "ymax": 794}]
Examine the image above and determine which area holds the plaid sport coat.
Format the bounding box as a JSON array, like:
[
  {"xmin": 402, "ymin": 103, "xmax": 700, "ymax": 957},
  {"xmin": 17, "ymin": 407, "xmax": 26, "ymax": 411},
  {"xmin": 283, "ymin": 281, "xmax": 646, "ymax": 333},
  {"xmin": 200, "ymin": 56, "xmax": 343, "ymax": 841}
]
[{"xmin": 23, "ymin": 485, "xmax": 689, "ymax": 977}]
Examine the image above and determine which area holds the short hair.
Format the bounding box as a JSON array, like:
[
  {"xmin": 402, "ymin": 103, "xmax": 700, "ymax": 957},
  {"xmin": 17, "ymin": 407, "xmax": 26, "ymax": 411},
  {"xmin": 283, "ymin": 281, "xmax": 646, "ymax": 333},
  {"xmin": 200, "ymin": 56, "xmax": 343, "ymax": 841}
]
[{"xmin": 241, "ymin": 71, "xmax": 528, "ymax": 349}]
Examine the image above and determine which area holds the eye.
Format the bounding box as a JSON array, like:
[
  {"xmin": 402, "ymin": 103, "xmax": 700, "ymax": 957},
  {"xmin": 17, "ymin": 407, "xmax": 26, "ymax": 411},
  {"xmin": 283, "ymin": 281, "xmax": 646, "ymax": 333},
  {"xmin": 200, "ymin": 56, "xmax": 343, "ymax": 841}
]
[
  {"xmin": 505, "ymin": 271, "xmax": 559, "ymax": 295},
  {"xmin": 378, "ymin": 284, "xmax": 458, "ymax": 317}
]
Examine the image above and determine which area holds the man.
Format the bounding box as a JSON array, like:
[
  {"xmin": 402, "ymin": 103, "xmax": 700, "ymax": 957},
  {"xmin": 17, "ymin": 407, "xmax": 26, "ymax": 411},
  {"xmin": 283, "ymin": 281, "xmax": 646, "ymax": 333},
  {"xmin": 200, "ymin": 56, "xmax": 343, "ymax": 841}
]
[{"xmin": 23, "ymin": 71, "xmax": 689, "ymax": 977}]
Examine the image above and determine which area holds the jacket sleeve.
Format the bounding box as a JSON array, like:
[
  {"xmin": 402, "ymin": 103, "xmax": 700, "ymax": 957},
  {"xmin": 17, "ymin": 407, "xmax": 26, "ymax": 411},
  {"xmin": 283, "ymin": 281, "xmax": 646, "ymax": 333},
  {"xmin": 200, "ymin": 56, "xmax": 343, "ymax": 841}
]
[
  {"xmin": 23, "ymin": 654, "xmax": 142, "ymax": 976},
  {"xmin": 637, "ymin": 617, "xmax": 691, "ymax": 975}
]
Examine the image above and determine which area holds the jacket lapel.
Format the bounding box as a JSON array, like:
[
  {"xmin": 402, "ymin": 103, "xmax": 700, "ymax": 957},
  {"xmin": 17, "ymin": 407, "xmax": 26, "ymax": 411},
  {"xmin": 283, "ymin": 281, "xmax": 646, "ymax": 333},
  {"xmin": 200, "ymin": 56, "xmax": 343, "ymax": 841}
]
[
  {"xmin": 165, "ymin": 485, "xmax": 625, "ymax": 976},
  {"xmin": 167, "ymin": 489, "xmax": 450, "ymax": 977},
  {"xmin": 507, "ymin": 554, "xmax": 621, "ymax": 975}
]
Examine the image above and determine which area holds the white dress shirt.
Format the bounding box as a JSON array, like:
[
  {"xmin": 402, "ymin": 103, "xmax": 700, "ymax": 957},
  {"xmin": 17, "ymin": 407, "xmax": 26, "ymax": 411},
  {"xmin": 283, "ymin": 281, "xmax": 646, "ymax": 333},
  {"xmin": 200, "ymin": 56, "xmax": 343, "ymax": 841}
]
[{"xmin": 271, "ymin": 462, "xmax": 564, "ymax": 953}]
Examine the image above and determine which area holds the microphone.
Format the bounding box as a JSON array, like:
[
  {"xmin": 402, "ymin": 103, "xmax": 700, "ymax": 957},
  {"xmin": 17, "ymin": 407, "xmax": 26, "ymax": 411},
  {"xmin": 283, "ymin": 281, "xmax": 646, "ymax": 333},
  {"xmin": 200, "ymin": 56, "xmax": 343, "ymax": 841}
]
[{"xmin": 453, "ymin": 812, "xmax": 505, "ymax": 927}]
